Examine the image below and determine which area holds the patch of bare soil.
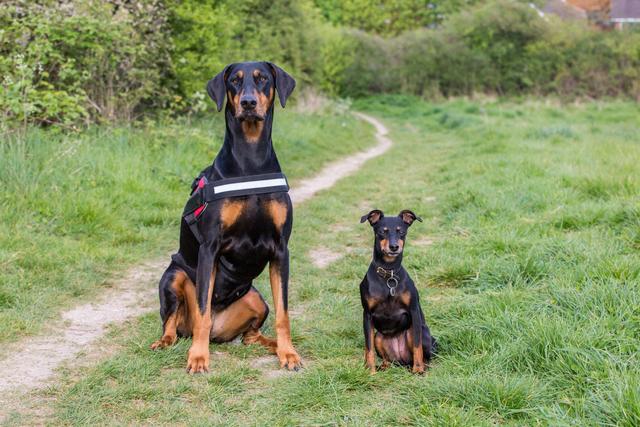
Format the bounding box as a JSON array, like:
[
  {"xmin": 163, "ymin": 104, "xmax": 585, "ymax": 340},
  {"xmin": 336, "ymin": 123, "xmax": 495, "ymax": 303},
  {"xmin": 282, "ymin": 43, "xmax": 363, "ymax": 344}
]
[{"xmin": 309, "ymin": 246, "xmax": 345, "ymax": 268}]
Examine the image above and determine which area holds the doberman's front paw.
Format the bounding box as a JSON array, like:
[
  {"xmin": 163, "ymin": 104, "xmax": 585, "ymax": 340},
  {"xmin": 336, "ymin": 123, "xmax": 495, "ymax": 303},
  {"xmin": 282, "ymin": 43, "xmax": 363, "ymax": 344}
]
[
  {"xmin": 412, "ymin": 362, "xmax": 425, "ymax": 375},
  {"xmin": 186, "ymin": 344, "xmax": 210, "ymax": 374},
  {"xmin": 150, "ymin": 335, "xmax": 176, "ymax": 350},
  {"xmin": 277, "ymin": 347, "xmax": 302, "ymax": 371}
]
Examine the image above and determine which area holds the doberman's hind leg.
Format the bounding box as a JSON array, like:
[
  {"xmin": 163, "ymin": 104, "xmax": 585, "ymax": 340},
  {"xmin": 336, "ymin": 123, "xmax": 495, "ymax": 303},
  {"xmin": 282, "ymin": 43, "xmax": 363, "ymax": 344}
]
[
  {"xmin": 151, "ymin": 267, "xmax": 190, "ymax": 350},
  {"xmin": 241, "ymin": 288, "xmax": 277, "ymax": 353},
  {"xmin": 209, "ymin": 287, "xmax": 277, "ymax": 353}
]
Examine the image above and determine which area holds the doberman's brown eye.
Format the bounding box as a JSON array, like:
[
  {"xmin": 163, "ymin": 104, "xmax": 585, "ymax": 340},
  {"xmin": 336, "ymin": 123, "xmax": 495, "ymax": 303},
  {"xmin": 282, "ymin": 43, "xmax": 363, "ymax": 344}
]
[
  {"xmin": 231, "ymin": 76, "xmax": 241, "ymax": 85},
  {"xmin": 258, "ymin": 75, "xmax": 267, "ymax": 83}
]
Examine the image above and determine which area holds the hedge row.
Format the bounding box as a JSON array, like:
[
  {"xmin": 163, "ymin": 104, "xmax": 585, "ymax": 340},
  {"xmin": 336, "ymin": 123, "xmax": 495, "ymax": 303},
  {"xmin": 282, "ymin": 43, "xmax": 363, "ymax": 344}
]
[
  {"xmin": 326, "ymin": 1, "xmax": 640, "ymax": 99},
  {"xmin": 1, "ymin": 0, "xmax": 638, "ymax": 129}
]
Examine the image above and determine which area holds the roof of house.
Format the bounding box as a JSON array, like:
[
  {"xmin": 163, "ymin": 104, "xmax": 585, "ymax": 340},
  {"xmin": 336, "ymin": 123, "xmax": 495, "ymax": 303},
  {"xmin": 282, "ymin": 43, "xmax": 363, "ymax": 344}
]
[
  {"xmin": 543, "ymin": 0, "xmax": 589, "ymax": 20},
  {"xmin": 611, "ymin": 0, "xmax": 640, "ymax": 21},
  {"xmin": 565, "ymin": 0, "xmax": 611, "ymax": 12}
]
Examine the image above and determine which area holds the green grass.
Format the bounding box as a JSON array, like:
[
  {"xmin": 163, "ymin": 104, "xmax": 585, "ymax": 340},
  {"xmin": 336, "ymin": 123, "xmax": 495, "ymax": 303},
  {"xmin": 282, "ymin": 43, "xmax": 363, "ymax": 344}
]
[
  {"xmin": 0, "ymin": 107, "xmax": 374, "ymax": 344},
  {"xmin": 6, "ymin": 96, "xmax": 640, "ymax": 425}
]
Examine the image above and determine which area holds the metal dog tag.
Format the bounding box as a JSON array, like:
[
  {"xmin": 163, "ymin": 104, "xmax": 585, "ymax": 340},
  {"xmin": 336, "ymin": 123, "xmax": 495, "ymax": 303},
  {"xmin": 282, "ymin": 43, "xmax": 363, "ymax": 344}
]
[{"xmin": 387, "ymin": 277, "xmax": 398, "ymax": 296}]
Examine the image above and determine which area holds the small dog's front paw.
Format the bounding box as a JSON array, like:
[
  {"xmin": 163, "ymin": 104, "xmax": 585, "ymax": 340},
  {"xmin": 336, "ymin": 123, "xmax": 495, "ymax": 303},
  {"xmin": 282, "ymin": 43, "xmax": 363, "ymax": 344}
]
[{"xmin": 412, "ymin": 363, "xmax": 425, "ymax": 375}]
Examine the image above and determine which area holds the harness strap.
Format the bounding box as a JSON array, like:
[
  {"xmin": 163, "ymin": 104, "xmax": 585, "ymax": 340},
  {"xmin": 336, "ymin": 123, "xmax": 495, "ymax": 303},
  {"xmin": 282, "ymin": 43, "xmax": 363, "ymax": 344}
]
[{"xmin": 182, "ymin": 172, "xmax": 289, "ymax": 244}]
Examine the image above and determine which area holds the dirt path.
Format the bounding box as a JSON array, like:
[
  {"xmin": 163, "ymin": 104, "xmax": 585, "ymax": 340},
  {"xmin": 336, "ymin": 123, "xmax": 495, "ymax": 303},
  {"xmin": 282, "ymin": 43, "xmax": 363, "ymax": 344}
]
[
  {"xmin": 0, "ymin": 113, "xmax": 393, "ymax": 415},
  {"xmin": 289, "ymin": 113, "xmax": 392, "ymax": 204}
]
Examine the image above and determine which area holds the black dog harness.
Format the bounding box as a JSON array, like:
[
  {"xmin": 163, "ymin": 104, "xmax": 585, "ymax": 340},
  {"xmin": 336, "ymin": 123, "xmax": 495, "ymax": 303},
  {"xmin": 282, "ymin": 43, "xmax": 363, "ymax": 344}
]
[{"xmin": 183, "ymin": 172, "xmax": 289, "ymax": 243}]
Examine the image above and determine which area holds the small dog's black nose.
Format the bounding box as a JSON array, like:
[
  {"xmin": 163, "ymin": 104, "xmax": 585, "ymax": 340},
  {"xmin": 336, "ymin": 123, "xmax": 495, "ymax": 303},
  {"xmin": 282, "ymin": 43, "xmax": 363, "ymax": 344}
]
[
  {"xmin": 240, "ymin": 96, "xmax": 257, "ymax": 110},
  {"xmin": 389, "ymin": 244, "xmax": 399, "ymax": 252}
]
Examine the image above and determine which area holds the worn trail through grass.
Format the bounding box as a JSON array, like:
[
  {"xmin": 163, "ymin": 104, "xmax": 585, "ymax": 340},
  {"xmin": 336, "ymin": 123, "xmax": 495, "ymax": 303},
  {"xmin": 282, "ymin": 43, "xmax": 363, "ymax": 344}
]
[{"xmin": 0, "ymin": 113, "xmax": 391, "ymax": 412}]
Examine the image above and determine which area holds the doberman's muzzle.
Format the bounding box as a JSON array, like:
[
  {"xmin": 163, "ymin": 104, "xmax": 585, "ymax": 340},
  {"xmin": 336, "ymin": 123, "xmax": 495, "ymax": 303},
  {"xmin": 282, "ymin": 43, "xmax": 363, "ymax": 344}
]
[{"xmin": 238, "ymin": 94, "xmax": 264, "ymax": 122}]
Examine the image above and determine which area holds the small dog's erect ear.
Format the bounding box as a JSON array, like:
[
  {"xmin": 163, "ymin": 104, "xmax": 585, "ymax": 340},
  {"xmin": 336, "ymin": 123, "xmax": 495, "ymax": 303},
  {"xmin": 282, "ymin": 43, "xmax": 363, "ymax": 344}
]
[
  {"xmin": 360, "ymin": 209, "xmax": 384, "ymax": 226},
  {"xmin": 266, "ymin": 62, "xmax": 296, "ymax": 108},
  {"xmin": 206, "ymin": 64, "xmax": 233, "ymax": 112},
  {"xmin": 399, "ymin": 210, "xmax": 422, "ymax": 225}
]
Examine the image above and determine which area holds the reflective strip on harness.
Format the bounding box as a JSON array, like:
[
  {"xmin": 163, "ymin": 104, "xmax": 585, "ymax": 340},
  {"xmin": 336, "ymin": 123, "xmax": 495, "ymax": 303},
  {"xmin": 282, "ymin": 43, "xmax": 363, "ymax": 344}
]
[{"xmin": 213, "ymin": 177, "xmax": 288, "ymax": 195}]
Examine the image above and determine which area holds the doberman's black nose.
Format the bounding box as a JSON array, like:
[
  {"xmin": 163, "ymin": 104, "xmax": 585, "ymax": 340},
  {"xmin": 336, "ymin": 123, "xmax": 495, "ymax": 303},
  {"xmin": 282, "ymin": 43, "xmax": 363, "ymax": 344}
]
[
  {"xmin": 389, "ymin": 244, "xmax": 399, "ymax": 252},
  {"xmin": 240, "ymin": 95, "xmax": 257, "ymax": 110}
]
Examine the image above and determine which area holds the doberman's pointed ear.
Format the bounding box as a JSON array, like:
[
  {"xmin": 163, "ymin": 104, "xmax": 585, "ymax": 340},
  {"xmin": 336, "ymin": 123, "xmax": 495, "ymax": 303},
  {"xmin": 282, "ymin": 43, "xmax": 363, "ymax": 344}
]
[
  {"xmin": 266, "ymin": 62, "xmax": 296, "ymax": 108},
  {"xmin": 206, "ymin": 64, "xmax": 233, "ymax": 112},
  {"xmin": 398, "ymin": 210, "xmax": 422, "ymax": 226},
  {"xmin": 360, "ymin": 209, "xmax": 384, "ymax": 226}
]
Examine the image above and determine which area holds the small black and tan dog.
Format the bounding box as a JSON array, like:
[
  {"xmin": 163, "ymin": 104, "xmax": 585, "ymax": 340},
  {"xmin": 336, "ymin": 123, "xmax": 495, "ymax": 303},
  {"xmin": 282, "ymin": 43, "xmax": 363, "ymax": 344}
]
[
  {"xmin": 359, "ymin": 209, "xmax": 436, "ymax": 374},
  {"xmin": 151, "ymin": 62, "xmax": 301, "ymax": 373}
]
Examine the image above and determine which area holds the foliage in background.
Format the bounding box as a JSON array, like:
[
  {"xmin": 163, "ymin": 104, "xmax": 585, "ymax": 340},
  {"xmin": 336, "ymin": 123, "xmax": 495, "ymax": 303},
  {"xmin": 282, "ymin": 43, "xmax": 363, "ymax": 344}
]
[
  {"xmin": 313, "ymin": 0, "xmax": 442, "ymax": 35},
  {"xmin": 167, "ymin": 0, "xmax": 322, "ymax": 104},
  {"xmin": 1, "ymin": 0, "xmax": 639, "ymax": 131},
  {"xmin": 0, "ymin": 0, "xmax": 173, "ymax": 130},
  {"xmin": 327, "ymin": 0, "xmax": 640, "ymax": 99}
]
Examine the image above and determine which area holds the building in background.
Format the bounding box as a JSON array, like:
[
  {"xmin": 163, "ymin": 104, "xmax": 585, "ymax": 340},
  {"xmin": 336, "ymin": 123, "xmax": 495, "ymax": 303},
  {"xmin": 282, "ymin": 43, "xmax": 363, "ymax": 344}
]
[
  {"xmin": 610, "ymin": 0, "xmax": 640, "ymax": 28},
  {"xmin": 565, "ymin": 0, "xmax": 611, "ymax": 26},
  {"xmin": 542, "ymin": 0, "xmax": 589, "ymax": 21},
  {"xmin": 544, "ymin": 0, "xmax": 640, "ymax": 28}
]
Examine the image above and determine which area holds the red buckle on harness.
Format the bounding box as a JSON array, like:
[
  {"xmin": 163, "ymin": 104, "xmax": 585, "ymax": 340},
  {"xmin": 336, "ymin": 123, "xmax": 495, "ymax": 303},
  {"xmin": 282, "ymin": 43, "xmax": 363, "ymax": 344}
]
[
  {"xmin": 193, "ymin": 177, "xmax": 207, "ymax": 217},
  {"xmin": 194, "ymin": 204, "xmax": 206, "ymax": 217}
]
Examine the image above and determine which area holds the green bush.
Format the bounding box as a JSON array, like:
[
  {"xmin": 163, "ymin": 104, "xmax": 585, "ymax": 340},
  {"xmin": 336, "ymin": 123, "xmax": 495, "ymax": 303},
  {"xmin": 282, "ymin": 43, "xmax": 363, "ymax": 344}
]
[
  {"xmin": 0, "ymin": 0, "xmax": 174, "ymax": 129},
  {"xmin": 1, "ymin": 0, "xmax": 638, "ymax": 131},
  {"xmin": 332, "ymin": 30, "xmax": 399, "ymax": 97},
  {"xmin": 552, "ymin": 26, "xmax": 640, "ymax": 98},
  {"xmin": 313, "ymin": 0, "xmax": 442, "ymax": 36},
  {"xmin": 167, "ymin": 0, "xmax": 321, "ymax": 103},
  {"xmin": 447, "ymin": 0, "xmax": 548, "ymax": 94},
  {"xmin": 326, "ymin": 0, "xmax": 640, "ymax": 100},
  {"xmin": 396, "ymin": 29, "xmax": 488, "ymax": 97}
]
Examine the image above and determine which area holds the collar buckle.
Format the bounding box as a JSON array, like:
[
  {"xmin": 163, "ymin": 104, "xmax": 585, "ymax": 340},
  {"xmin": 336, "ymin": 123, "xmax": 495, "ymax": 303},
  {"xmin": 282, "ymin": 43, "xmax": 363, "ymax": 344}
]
[
  {"xmin": 375, "ymin": 266, "xmax": 398, "ymax": 296},
  {"xmin": 375, "ymin": 266, "xmax": 394, "ymax": 279}
]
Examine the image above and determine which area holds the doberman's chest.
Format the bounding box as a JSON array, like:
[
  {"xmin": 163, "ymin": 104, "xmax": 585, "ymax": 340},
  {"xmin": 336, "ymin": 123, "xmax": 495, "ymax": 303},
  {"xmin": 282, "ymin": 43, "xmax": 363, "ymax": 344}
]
[{"xmin": 213, "ymin": 194, "xmax": 289, "ymax": 271}]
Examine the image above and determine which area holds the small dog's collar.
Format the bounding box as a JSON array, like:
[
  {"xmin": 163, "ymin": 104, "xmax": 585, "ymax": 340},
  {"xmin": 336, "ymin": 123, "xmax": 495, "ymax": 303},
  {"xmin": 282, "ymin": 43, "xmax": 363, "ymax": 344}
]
[
  {"xmin": 375, "ymin": 265, "xmax": 400, "ymax": 296},
  {"xmin": 375, "ymin": 266, "xmax": 395, "ymax": 280}
]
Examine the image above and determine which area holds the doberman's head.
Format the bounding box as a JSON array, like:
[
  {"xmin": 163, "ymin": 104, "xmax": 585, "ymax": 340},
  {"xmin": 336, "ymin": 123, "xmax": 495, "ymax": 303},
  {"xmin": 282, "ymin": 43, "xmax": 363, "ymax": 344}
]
[
  {"xmin": 361, "ymin": 209, "xmax": 422, "ymax": 264},
  {"xmin": 207, "ymin": 62, "xmax": 295, "ymax": 142}
]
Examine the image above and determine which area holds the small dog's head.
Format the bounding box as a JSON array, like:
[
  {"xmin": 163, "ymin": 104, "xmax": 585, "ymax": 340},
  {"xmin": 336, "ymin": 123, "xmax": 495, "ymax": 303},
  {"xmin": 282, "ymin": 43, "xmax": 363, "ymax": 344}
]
[
  {"xmin": 206, "ymin": 61, "xmax": 295, "ymax": 122},
  {"xmin": 360, "ymin": 209, "xmax": 422, "ymax": 263}
]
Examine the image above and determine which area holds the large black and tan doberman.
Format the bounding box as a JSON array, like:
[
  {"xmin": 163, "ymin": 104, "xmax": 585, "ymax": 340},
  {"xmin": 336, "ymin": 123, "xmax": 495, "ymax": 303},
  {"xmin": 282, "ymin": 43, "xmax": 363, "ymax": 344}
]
[{"xmin": 151, "ymin": 62, "xmax": 302, "ymax": 373}]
